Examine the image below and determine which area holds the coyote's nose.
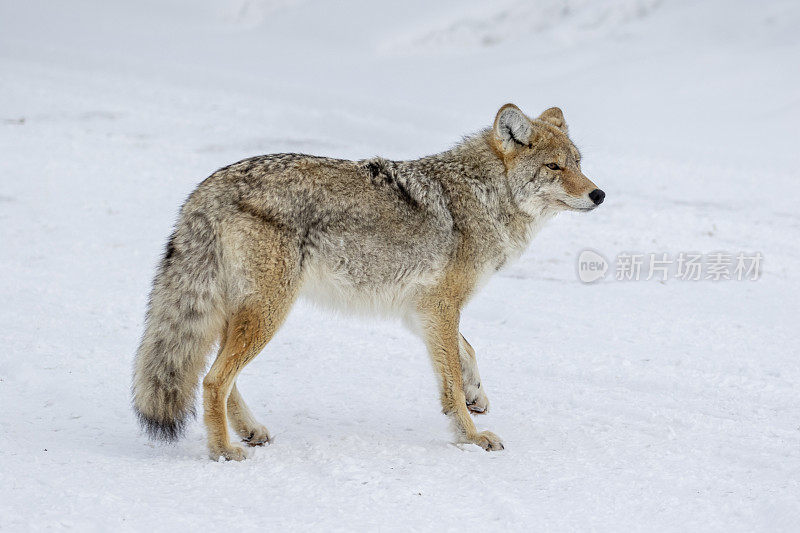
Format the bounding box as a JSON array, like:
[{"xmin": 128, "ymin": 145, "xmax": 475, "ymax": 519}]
[{"xmin": 589, "ymin": 189, "xmax": 605, "ymax": 206}]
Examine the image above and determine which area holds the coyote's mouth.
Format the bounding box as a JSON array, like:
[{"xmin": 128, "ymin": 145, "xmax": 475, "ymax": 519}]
[{"xmin": 558, "ymin": 200, "xmax": 596, "ymax": 212}]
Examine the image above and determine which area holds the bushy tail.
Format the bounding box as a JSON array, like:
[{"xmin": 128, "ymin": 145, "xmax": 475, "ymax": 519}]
[{"xmin": 132, "ymin": 211, "xmax": 225, "ymax": 441}]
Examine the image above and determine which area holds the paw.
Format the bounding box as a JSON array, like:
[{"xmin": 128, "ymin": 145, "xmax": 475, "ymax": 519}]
[
  {"xmin": 209, "ymin": 444, "xmax": 249, "ymax": 461},
  {"xmin": 241, "ymin": 425, "xmax": 271, "ymax": 447},
  {"xmin": 465, "ymin": 383, "xmax": 490, "ymax": 414},
  {"xmin": 470, "ymin": 430, "xmax": 504, "ymax": 451}
]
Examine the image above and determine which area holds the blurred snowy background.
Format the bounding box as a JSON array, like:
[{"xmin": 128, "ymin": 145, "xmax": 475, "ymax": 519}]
[{"xmin": 1, "ymin": 0, "xmax": 799, "ymax": 530}]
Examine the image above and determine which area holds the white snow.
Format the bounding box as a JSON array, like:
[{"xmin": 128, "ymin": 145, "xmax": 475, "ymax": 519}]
[{"xmin": 1, "ymin": 0, "xmax": 799, "ymax": 530}]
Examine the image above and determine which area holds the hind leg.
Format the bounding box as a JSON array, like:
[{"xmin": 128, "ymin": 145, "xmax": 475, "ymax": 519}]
[
  {"xmin": 202, "ymin": 222, "xmax": 299, "ymax": 461},
  {"xmin": 212, "ymin": 327, "xmax": 268, "ymax": 445},
  {"xmin": 228, "ymin": 382, "xmax": 271, "ymax": 446},
  {"xmin": 203, "ymin": 308, "xmax": 270, "ymax": 460},
  {"xmin": 204, "ymin": 296, "xmax": 296, "ymax": 460}
]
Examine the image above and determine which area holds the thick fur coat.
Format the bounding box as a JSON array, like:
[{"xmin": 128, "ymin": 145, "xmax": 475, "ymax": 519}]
[{"xmin": 132, "ymin": 104, "xmax": 604, "ymax": 459}]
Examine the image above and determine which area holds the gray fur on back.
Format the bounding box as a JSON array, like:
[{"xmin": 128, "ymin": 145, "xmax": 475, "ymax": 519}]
[{"xmin": 191, "ymin": 130, "xmax": 542, "ymax": 303}]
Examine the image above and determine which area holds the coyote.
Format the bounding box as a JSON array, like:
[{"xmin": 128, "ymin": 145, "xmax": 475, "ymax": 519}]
[{"xmin": 132, "ymin": 104, "xmax": 605, "ymax": 460}]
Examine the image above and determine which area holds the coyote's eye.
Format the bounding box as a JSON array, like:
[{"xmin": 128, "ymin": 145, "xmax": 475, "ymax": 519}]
[{"xmin": 545, "ymin": 163, "xmax": 561, "ymax": 171}]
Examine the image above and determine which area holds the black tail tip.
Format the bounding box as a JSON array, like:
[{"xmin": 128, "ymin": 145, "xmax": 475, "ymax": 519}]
[{"xmin": 135, "ymin": 409, "xmax": 190, "ymax": 442}]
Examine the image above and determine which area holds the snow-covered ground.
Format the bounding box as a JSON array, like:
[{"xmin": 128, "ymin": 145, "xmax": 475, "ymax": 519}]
[{"xmin": 2, "ymin": 0, "xmax": 799, "ymax": 530}]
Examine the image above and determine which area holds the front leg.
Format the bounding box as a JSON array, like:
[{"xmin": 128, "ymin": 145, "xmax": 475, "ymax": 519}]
[
  {"xmin": 459, "ymin": 333, "xmax": 490, "ymax": 414},
  {"xmin": 419, "ymin": 303, "xmax": 503, "ymax": 451}
]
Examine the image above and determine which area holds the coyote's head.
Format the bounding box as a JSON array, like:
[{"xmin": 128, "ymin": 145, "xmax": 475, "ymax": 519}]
[{"xmin": 491, "ymin": 103, "xmax": 604, "ymax": 214}]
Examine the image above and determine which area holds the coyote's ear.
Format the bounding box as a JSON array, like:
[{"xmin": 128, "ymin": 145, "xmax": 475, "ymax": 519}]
[
  {"xmin": 538, "ymin": 107, "xmax": 568, "ymax": 133},
  {"xmin": 493, "ymin": 103, "xmax": 532, "ymax": 152}
]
